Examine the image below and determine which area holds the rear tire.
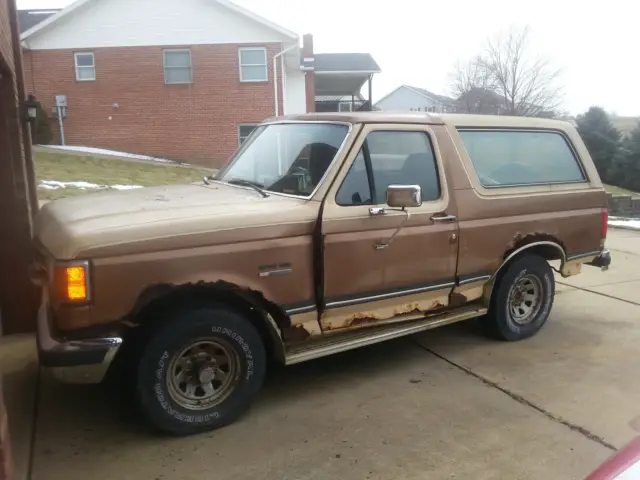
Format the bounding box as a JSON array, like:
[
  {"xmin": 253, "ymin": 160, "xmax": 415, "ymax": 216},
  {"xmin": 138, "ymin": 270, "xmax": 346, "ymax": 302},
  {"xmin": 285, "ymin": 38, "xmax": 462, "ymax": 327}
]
[
  {"xmin": 134, "ymin": 305, "xmax": 266, "ymax": 436},
  {"xmin": 484, "ymin": 254, "xmax": 555, "ymax": 341}
]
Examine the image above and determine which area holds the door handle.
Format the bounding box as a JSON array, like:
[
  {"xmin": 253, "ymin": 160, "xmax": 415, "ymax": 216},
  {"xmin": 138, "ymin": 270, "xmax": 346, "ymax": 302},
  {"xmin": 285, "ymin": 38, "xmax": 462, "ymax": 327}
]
[
  {"xmin": 369, "ymin": 207, "xmax": 386, "ymax": 216},
  {"xmin": 431, "ymin": 214, "xmax": 457, "ymax": 223}
]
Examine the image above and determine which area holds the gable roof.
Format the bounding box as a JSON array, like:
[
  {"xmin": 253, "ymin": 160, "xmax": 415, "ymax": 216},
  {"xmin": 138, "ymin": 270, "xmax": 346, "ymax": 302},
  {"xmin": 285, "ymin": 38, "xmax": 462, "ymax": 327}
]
[
  {"xmin": 314, "ymin": 53, "xmax": 381, "ymax": 73},
  {"xmin": 403, "ymin": 85, "xmax": 458, "ymax": 106},
  {"xmin": 18, "ymin": 9, "xmax": 61, "ymax": 34},
  {"xmin": 20, "ymin": 0, "xmax": 297, "ymax": 41},
  {"xmin": 376, "ymin": 85, "xmax": 458, "ymax": 107}
]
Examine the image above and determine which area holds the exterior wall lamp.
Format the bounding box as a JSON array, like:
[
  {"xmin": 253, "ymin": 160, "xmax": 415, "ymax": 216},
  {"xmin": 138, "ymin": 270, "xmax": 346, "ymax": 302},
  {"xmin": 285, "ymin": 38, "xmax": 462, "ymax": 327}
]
[{"xmin": 24, "ymin": 93, "xmax": 38, "ymax": 125}]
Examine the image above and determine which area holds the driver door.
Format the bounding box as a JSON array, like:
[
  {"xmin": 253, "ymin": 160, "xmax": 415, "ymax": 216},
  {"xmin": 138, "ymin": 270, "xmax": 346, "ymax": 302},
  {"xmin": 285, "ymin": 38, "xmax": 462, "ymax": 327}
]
[{"xmin": 320, "ymin": 123, "xmax": 459, "ymax": 332}]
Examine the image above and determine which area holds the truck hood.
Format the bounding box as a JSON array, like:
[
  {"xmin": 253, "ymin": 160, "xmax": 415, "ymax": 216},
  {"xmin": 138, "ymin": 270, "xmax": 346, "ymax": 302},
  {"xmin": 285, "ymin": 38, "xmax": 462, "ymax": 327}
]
[{"xmin": 35, "ymin": 182, "xmax": 317, "ymax": 259}]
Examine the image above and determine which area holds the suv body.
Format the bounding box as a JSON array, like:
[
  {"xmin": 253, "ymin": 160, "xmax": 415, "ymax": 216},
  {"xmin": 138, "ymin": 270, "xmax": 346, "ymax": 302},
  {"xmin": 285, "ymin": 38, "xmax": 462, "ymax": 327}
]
[{"xmin": 33, "ymin": 112, "xmax": 611, "ymax": 435}]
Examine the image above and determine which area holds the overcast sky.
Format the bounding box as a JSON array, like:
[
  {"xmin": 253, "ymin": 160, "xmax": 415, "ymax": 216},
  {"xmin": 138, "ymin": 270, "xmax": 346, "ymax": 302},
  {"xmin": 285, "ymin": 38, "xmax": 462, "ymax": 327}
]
[{"xmin": 16, "ymin": 0, "xmax": 639, "ymax": 116}]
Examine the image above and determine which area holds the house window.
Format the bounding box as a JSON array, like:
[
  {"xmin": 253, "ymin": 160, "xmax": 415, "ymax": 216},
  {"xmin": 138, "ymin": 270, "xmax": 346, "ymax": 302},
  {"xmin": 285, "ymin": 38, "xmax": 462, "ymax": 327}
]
[
  {"xmin": 238, "ymin": 124, "xmax": 258, "ymax": 145},
  {"xmin": 74, "ymin": 52, "xmax": 95, "ymax": 81},
  {"xmin": 338, "ymin": 102, "xmax": 352, "ymax": 112},
  {"xmin": 239, "ymin": 47, "xmax": 268, "ymax": 82},
  {"xmin": 164, "ymin": 49, "xmax": 193, "ymax": 85}
]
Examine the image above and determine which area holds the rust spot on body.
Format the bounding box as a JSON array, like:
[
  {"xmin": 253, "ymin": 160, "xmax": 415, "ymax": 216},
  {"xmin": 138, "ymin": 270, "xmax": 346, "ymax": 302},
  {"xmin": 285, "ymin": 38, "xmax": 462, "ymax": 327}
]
[
  {"xmin": 282, "ymin": 324, "xmax": 311, "ymax": 342},
  {"xmin": 345, "ymin": 312, "xmax": 380, "ymax": 327},
  {"xmin": 450, "ymin": 292, "xmax": 467, "ymax": 307}
]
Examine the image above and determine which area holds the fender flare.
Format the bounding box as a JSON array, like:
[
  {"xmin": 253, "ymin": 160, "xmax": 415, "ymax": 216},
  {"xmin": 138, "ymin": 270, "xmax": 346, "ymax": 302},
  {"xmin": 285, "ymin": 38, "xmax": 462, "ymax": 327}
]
[{"xmin": 483, "ymin": 240, "xmax": 566, "ymax": 303}]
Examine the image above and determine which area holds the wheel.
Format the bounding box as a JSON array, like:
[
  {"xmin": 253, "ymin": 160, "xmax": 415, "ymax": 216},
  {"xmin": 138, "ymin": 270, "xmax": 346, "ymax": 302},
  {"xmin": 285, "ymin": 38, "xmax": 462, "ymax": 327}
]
[
  {"xmin": 134, "ymin": 305, "xmax": 266, "ymax": 436},
  {"xmin": 484, "ymin": 254, "xmax": 555, "ymax": 341}
]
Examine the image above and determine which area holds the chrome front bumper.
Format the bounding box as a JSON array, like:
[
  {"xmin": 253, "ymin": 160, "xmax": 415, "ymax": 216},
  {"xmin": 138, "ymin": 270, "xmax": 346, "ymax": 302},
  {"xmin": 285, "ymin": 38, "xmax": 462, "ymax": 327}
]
[{"xmin": 37, "ymin": 296, "xmax": 122, "ymax": 384}]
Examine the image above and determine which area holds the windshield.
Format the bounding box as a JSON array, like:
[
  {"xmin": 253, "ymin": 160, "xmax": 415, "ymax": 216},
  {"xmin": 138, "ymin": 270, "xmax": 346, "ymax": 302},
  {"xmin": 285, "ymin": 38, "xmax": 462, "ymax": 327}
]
[{"xmin": 215, "ymin": 123, "xmax": 349, "ymax": 197}]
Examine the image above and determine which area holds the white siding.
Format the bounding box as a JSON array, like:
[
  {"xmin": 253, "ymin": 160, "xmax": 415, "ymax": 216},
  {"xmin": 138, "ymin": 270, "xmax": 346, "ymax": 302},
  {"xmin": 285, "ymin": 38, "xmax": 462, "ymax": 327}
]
[
  {"xmin": 284, "ymin": 69, "xmax": 306, "ymax": 114},
  {"xmin": 26, "ymin": 0, "xmax": 293, "ymax": 50},
  {"xmin": 375, "ymin": 87, "xmax": 441, "ymax": 112}
]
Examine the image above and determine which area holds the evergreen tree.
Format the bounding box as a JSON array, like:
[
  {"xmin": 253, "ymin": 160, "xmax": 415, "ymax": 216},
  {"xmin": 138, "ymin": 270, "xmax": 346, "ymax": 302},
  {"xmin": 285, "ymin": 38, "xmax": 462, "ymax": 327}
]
[
  {"xmin": 32, "ymin": 99, "xmax": 53, "ymax": 145},
  {"xmin": 611, "ymin": 123, "xmax": 640, "ymax": 192},
  {"xmin": 576, "ymin": 107, "xmax": 621, "ymax": 183}
]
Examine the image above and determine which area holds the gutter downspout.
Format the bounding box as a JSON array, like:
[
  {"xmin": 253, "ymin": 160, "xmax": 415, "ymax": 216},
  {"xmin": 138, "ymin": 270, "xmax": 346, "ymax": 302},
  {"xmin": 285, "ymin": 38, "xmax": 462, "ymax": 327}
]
[{"xmin": 273, "ymin": 43, "xmax": 298, "ymax": 117}]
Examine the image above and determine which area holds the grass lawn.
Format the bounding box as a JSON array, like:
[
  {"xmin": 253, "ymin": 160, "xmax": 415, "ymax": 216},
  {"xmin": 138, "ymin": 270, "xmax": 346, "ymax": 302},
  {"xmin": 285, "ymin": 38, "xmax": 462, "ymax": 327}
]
[
  {"xmin": 36, "ymin": 151, "xmax": 213, "ymax": 201},
  {"xmin": 604, "ymin": 184, "xmax": 640, "ymax": 198}
]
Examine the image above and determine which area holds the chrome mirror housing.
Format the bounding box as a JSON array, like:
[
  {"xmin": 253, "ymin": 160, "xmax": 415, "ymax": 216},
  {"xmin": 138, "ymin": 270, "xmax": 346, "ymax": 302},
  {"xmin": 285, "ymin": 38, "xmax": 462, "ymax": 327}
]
[{"xmin": 386, "ymin": 185, "xmax": 422, "ymax": 209}]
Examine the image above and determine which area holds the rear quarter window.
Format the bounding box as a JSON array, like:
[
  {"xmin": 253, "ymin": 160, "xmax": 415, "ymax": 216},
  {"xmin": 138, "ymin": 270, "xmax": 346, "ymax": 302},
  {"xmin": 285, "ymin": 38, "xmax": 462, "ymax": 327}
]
[{"xmin": 458, "ymin": 130, "xmax": 586, "ymax": 187}]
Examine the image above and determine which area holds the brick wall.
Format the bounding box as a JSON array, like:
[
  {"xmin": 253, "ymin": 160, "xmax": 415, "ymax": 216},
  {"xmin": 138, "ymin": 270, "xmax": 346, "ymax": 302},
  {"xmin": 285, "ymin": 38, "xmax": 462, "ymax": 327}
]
[
  {"xmin": 0, "ymin": 1, "xmax": 13, "ymax": 74},
  {"xmin": 24, "ymin": 43, "xmax": 285, "ymax": 168}
]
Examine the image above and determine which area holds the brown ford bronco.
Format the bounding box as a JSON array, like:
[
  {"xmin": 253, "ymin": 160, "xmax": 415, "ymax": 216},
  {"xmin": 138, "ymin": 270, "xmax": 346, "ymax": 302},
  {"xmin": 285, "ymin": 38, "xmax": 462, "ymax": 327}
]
[{"xmin": 33, "ymin": 112, "xmax": 611, "ymax": 435}]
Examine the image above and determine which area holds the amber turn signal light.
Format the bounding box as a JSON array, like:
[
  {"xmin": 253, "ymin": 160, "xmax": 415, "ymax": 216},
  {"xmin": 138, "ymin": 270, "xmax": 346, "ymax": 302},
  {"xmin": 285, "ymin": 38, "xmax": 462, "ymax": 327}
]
[{"xmin": 65, "ymin": 266, "xmax": 88, "ymax": 301}]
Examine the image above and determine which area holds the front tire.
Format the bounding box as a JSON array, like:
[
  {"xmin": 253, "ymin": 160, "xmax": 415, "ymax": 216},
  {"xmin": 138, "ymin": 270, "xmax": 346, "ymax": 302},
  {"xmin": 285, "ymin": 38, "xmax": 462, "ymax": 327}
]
[
  {"xmin": 134, "ymin": 306, "xmax": 266, "ymax": 436},
  {"xmin": 485, "ymin": 254, "xmax": 555, "ymax": 341}
]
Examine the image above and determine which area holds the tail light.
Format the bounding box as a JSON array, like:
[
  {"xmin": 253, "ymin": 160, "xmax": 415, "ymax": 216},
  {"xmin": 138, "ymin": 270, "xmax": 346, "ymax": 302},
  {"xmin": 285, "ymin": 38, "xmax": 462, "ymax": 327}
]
[{"xmin": 601, "ymin": 208, "xmax": 609, "ymax": 240}]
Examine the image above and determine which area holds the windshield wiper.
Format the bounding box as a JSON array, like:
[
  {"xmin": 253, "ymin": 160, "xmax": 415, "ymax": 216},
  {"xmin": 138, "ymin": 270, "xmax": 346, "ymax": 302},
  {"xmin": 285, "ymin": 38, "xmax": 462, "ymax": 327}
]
[{"xmin": 227, "ymin": 179, "xmax": 269, "ymax": 198}]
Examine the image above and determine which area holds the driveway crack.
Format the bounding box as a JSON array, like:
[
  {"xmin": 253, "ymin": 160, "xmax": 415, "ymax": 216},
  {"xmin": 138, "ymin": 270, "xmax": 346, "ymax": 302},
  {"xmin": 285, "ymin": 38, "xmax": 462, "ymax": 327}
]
[
  {"xmin": 413, "ymin": 341, "xmax": 617, "ymax": 452},
  {"xmin": 556, "ymin": 282, "xmax": 640, "ymax": 306}
]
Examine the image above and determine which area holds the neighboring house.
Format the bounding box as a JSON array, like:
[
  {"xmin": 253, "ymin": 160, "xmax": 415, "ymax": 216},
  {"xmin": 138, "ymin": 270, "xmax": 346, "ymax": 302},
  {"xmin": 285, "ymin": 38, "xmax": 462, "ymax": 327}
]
[
  {"xmin": 17, "ymin": 8, "xmax": 59, "ymax": 32},
  {"xmin": 456, "ymin": 87, "xmax": 506, "ymax": 115},
  {"xmin": 18, "ymin": 0, "xmax": 380, "ymax": 168},
  {"xmin": 375, "ymin": 85, "xmax": 459, "ymax": 114}
]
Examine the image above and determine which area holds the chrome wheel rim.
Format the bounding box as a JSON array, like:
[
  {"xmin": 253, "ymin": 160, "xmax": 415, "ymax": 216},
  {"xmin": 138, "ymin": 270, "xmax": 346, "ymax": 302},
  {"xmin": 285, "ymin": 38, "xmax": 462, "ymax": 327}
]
[
  {"xmin": 166, "ymin": 338, "xmax": 240, "ymax": 410},
  {"xmin": 508, "ymin": 274, "xmax": 543, "ymax": 325}
]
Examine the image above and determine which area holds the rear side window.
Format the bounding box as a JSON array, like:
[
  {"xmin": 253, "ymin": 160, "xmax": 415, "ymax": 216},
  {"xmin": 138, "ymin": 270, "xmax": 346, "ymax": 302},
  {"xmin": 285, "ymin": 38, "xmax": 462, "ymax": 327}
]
[
  {"xmin": 336, "ymin": 130, "xmax": 441, "ymax": 206},
  {"xmin": 458, "ymin": 130, "xmax": 586, "ymax": 187}
]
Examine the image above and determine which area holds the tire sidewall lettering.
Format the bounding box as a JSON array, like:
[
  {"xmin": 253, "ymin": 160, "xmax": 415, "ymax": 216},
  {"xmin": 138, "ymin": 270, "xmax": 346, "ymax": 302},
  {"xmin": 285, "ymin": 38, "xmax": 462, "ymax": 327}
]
[{"xmin": 151, "ymin": 325, "xmax": 255, "ymax": 424}]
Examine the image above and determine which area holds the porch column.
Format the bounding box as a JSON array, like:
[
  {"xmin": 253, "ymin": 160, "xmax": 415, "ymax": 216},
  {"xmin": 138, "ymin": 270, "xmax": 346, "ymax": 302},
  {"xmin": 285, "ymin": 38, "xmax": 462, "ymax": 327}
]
[
  {"xmin": 368, "ymin": 74, "xmax": 373, "ymax": 111},
  {"xmin": 302, "ymin": 34, "xmax": 316, "ymax": 113}
]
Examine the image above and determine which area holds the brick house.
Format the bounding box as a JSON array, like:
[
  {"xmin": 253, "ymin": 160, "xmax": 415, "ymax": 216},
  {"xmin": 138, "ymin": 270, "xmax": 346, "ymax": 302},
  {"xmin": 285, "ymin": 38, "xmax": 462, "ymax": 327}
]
[{"xmin": 19, "ymin": 0, "xmax": 381, "ymax": 168}]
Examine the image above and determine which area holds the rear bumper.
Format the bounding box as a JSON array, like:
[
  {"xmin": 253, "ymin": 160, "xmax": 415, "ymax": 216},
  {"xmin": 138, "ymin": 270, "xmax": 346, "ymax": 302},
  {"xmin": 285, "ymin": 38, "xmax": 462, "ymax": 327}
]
[
  {"xmin": 586, "ymin": 249, "xmax": 612, "ymax": 271},
  {"xmin": 37, "ymin": 294, "xmax": 122, "ymax": 384}
]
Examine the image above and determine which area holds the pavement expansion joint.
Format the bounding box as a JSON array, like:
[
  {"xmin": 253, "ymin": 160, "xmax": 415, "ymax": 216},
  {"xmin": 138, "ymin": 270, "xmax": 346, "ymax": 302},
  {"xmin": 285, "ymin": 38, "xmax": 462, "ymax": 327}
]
[
  {"xmin": 556, "ymin": 282, "xmax": 640, "ymax": 307},
  {"xmin": 412, "ymin": 340, "xmax": 618, "ymax": 452}
]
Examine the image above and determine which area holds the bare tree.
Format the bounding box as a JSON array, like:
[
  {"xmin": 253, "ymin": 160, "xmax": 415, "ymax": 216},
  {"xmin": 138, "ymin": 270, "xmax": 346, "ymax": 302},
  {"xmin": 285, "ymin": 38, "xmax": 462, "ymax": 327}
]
[
  {"xmin": 450, "ymin": 26, "xmax": 563, "ymax": 117},
  {"xmin": 450, "ymin": 57, "xmax": 500, "ymax": 114}
]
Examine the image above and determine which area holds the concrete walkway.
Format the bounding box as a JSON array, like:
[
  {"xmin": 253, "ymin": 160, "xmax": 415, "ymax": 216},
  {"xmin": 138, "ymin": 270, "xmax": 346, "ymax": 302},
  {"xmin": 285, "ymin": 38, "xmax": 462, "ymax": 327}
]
[{"xmin": 2, "ymin": 229, "xmax": 639, "ymax": 480}]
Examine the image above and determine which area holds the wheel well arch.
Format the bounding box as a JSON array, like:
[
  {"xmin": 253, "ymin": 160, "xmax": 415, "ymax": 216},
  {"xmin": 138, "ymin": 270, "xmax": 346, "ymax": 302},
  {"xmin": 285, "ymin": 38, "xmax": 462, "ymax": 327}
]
[
  {"xmin": 123, "ymin": 281, "xmax": 290, "ymax": 362},
  {"xmin": 483, "ymin": 235, "xmax": 566, "ymax": 304},
  {"xmin": 500, "ymin": 233, "xmax": 566, "ymax": 270}
]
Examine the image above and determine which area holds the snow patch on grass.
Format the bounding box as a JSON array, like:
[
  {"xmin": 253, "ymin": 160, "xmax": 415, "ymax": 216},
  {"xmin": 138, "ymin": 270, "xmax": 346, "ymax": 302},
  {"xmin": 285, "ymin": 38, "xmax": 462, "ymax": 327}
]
[
  {"xmin": 41, "ymin": 145, "xmax": 191, "ymax": 166},
  {"xmin": 609, "ymin": 216, "xmax": 640, "ymax": 230},
  {"xmin": 38, "ymin": 179, "xmax": 143, "ymax": 191}
]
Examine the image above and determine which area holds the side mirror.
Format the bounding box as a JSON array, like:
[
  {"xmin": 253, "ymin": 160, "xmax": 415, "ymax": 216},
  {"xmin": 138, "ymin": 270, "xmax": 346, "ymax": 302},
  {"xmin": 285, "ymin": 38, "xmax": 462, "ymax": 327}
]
[{"xmin": 386, "ymin": 185, "xmax": 422, "ymax": 209}]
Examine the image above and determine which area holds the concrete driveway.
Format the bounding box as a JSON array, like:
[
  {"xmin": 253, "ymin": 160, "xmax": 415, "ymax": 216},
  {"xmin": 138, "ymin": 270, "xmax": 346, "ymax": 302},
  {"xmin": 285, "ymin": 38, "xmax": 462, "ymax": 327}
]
[{"xmin": 2, "ymin": 228, "xmax": 639, "ymax": 480}]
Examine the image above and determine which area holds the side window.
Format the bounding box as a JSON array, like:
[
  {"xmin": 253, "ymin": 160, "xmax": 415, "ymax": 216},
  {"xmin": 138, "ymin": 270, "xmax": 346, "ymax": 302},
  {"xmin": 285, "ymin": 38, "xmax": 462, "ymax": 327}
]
[
  {"xmin": 458, "ymin": 130, "xmax": 586, "ymax": 187},
  {"xmin": 336, "ymin": 150, "xmax": 372, "ymax": 206},
  {"xmin": 367, "ymin": 131, "xmax": 441, "ymax": 204}
]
